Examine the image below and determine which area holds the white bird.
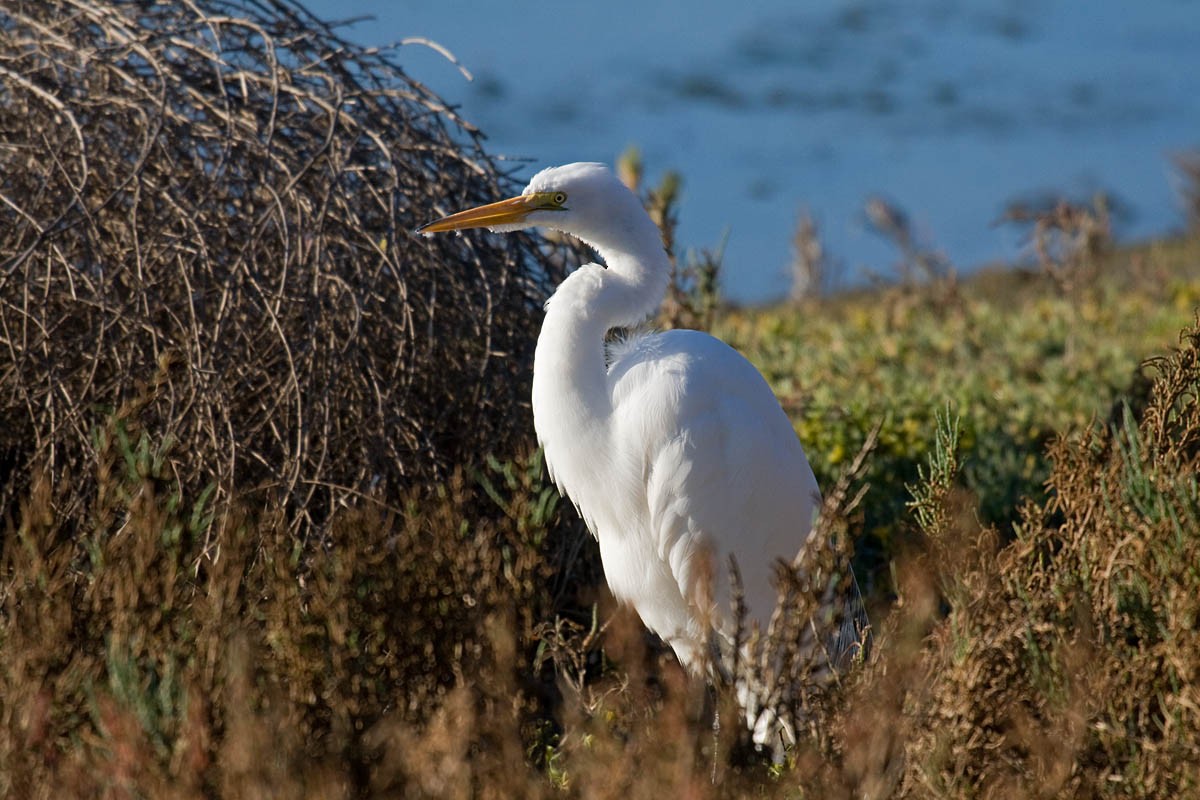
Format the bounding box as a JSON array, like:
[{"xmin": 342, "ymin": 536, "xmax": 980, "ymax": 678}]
[{"xmin": 419, "ymin": 163, "xmax": 862, "ymax": 733}]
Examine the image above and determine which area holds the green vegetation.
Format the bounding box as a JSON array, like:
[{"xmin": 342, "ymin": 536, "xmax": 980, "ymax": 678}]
[{"xmin": 718, "ymin": 238, "xmax": 1200, "ymax": 579}]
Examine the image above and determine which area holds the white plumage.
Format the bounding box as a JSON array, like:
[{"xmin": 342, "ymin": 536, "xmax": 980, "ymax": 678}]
[{"xmin": 420, "ymin": 161, "xmax": 833, "ymax": 693}]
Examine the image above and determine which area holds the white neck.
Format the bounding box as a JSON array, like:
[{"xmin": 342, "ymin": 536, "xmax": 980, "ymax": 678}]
[
  {"xmin": 531, "ymin": 207, "xmax": 670, "ymax": 460},
  {"xmin": 553, "ymin": 191, "xmax": 672, "ymax": 329}
]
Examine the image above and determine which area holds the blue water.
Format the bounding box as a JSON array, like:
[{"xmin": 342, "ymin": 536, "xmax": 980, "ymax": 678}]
[{"xmin": 305, "ymin": 0, "xmax": 1200, "ymax": 303}]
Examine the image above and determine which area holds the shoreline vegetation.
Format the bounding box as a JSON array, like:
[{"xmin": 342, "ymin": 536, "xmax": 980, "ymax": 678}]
[{"xmin": 2, "ymin": 2, "xmax": 1199, "ymax": 797}]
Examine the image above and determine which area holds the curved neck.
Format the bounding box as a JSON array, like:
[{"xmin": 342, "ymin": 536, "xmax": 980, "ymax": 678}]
[
  {"xmin": 563, "ymin": 207, "xmax": 672, "ymax": 329},
  {"xmin": 532, "ymin": 211, "xmax": 670, "ymax": 441}
]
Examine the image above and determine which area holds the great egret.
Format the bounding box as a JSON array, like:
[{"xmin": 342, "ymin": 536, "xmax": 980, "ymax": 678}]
[{"xmin": 419, "ymin": 162, "xmax": 862, "ymax": 730}]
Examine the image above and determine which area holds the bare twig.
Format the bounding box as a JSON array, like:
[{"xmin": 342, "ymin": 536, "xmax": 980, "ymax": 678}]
[{"xmin": 0, "ymin": 0, "xmax": 581, "ymax": 546}]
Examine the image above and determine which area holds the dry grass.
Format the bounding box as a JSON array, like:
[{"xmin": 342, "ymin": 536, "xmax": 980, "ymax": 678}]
[
  {"xmin": 0, "ymin": 424, "xmax": 600, "ymax": 797},
  {"xmin": 1000, "ymin": 195, "xmax": 1114, "ymax": 293},
  {"xmin": 1174, "ymin": 151, "xmax": 1200, "ymax": 233}
]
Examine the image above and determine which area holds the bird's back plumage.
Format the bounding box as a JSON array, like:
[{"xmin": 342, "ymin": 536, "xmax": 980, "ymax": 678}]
[{"xmin": 543, "ymin": 327, "xmax": 821, "ymax": 669}]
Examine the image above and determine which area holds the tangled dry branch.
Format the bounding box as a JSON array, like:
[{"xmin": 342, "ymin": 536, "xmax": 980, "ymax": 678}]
[{"xmin": 0, "ymin": 0, "xmax": 574, "ymax": 543}]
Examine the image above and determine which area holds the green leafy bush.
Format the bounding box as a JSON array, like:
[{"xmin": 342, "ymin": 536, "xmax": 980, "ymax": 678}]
[{"xmin": 716, "ymin": 253, "xmax": 1200, "ymax": 581}]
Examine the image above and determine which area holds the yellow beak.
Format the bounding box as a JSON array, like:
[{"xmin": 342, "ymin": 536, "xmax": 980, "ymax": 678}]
[{"xmin": 417, "ymin": 194, "xmax": 539, "ymax": 234}]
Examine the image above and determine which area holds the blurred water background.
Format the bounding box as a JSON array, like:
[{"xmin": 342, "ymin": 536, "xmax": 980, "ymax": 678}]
[{"xmin": 304, "ymin": 0, "xmax": 1200, "ymax": 303}]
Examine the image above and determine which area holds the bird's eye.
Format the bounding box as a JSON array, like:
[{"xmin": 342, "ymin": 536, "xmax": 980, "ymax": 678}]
[{"xmin": 552, "ymin": 192, "xmax": 567, "ymax": 206}]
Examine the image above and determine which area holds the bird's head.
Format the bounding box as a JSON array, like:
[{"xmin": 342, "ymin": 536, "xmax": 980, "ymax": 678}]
[{"xmin": 417, "ymin": 162, "xmax": 642, "ymax": 241}]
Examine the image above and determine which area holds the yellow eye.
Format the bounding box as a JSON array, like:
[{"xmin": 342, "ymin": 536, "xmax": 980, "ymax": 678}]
[{"xmin": 531, "ymin": 191, "xmax": 567, "ymax": 210}]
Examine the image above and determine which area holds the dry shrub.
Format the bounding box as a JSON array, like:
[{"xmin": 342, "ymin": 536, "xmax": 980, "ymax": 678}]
[
  {"xmin": 0, "ymin": 0, "xmax": 572, "ymax": 542},
  {"xmin": 1000, "ymin": 195, "xmax": 1113, "ymax": 293},
  {"xmin": 0, "ymin": 441, "xmax": 571, "ymax": 797},
  {"xmin": 1173, "ymin": 151, "xmax": 1200, "ymax": 233},
  {"xmin": 899, "ymin": 320, "xmax": 1200, "ymax": 797},
  {"xmin": 864, "ymin": 195, "xmax": 956, "ymax": 293},
  {"xmin": 0, "ymin": 5, "xmax": 606, "ymax": 793},
  {"xmin": 788, "ymin": 210, "xmax": 827, "ymax": 302}
]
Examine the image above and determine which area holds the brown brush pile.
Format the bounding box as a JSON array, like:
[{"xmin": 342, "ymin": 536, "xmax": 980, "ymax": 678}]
[
  {"xmin": 0, "ymin": 2, "xmax": 592, "ymax": 794},
  {"xmin": 0, "ymin": 0, "xmax": 572, "ymax": 542}
]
